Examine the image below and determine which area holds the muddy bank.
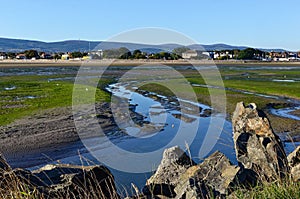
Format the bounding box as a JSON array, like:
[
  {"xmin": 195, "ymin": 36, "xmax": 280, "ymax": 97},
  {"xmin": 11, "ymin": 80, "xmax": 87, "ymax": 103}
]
[{"xmin": 0, "ymin": 101, "xmax": 148, "ymax": 168}]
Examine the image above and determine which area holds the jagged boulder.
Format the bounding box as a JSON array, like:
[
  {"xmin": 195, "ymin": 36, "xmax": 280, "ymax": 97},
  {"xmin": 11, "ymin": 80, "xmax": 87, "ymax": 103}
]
[
  {"xmin": 0, "ymin": 153, "xmax": 10, "ymax": 172},
  {"xmin": 0, "ymin": 160, "xmax": 119, "ymax": 199},
  {"xmin": 145, "ymin": 146, "xmax": 195, "ymax": 197},
  {"xmin": 174, "ymin": 151, "xmax": 255, "ymax": 199},
  {"xmin": 31, "ymin": 164, "xmax": 119, "ymax": 198},
  {"xmin": 147, "ymin": 146, "xmax": 195, "ymax": 186},
  {"xmin": 232, "ymin": 102, "xmax": 288, "ymax": 181},
  {"xmin": 287, "ymin": 146, "xmax": 300, "ymax": 181}
]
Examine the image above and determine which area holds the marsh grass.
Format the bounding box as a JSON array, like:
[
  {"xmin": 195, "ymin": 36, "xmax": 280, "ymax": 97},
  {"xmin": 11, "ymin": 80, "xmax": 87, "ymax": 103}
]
[
  {"xmin": 230, "ymin": 179, "xmax": 300, "ymax": 199},
  {"xmin": 0, "ymin": 75, "xmax": 111, "ymax": 126}
]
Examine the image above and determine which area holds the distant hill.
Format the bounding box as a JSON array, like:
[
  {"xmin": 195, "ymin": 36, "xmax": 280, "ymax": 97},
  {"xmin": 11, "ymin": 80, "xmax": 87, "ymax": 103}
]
[{"xmin": 0, "ymin": 37, "xmax": 287, "ymax": 53}]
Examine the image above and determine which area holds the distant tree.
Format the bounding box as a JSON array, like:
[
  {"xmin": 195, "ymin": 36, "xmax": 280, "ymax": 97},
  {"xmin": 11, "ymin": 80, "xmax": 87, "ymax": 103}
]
[
  {"xmin": 71, "ymin": 51, "xmax": 83, "ymax": 58},
  {"xmin": 132, "ymin": 49, "xmax": 141, "ymax": 59},
  {"xmin": 7, "ymin": 52, "xmax": 16, "ymax": 59},
  {"xmin": 237, "ymin": 48, "xmax": 256, "ymax": 60},
  {"xmin": 119, "ymin": 47, "xmax": 131, "ymax": 59},
  {"xmin": 172, "ymin": 47, "xmax": 190, "ymax": 57},
  {"xmin": 53, "ymin": 53, "xmax": 62, "ymax": 60},
  {"xmin": 103, "ymin": 48, "xmax": 121, "ymax": 58},
  {"xmin": 24, "ymin": 50, "xmax": 39, "ymax": 59},
  {"xmin": 233, "ymin": 49, "xmax": 240, "ymax": 59},
  {"xmin": 132, "ymin": 49, "xmax": 147, "ymax": 59}
]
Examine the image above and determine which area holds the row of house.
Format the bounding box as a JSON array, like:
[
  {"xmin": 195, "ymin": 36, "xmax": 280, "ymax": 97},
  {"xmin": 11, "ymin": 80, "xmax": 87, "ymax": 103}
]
[{"xmin": 181, "ymin": 50, "xmax": 300, "ymax": 61}]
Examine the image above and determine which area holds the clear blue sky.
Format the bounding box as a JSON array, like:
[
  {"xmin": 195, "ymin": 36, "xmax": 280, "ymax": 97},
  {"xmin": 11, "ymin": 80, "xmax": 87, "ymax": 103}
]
[{"xmin": 1, "ymin": 0, "xmax": 299, "ymax": 51}]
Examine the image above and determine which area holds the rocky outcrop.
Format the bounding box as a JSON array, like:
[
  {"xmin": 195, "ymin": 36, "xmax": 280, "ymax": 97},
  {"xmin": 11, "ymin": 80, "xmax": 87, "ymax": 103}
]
[
  {"xmin": 287, "ymin": 146, "xmax": 300, "ymax": 181},
  {"xmin": 0, "ymin": 153, "xmax": 10, "ymax": 172},
  {"xmin": 0, "ymin": 160, "xmax": 119, "ymax": 199},
  {"xmin": 144, "ymin": 146, "xmax": 195, "ymax": 198},
  {"xmin": 147, "ymin": 146, "xmax": 195, "ymax": 186},
  {"xmin": 144, "ymin": 150, "xmax": 256, "ymax": 199},
  {"xmin": 174, "ymin": 151, "xmax": 248, "ymax": 198},
  {"xmin": 232, "ymin": 102, "xmax": 288, "ymax": 181}
]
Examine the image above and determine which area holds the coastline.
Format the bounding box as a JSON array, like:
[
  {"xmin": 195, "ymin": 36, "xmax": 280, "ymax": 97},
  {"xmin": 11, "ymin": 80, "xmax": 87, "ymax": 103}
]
[{"xmin": 1, "ymin": 59, "xmax": 300, "ymax": 68}]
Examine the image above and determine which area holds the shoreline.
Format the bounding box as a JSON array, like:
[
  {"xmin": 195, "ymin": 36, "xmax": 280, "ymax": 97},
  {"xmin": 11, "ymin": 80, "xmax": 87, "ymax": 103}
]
[{"xmin": 1, "ymin": 59, "xmax": 300, "ymax": 68}]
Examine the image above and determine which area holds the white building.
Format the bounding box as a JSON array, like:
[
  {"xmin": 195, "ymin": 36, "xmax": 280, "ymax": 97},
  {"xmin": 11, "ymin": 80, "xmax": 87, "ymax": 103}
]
[
  {"xmin": 61, "ymin": 54, "xmax": 69, "ymax": 60},
  {"xmin": 182, "ymin": 50, "xmax": 198, "ymax": 59},
  {"xmin": 0, "ymin": 55, "xmax": 7, "ymax": 60},
  {"xmin": 89, "ymin": 50, "xmax": 103, "ymax": 59}
]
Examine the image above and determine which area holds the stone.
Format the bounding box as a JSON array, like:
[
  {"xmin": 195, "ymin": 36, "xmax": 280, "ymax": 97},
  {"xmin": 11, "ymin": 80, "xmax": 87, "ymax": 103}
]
[
  {"xmin": 147, "ymin": 146, "xmax": 195, "ymax": 187},
  {"xmin": 32, "ymin": 164, "xmax": 119, "ymax": 198},
  {"xmin": 174, "ymin": 151, "xmax": 252, "ymax": 199},
  {"xmin": 0, "ymin": 153, "xmax": 10, "ymax": 172},
  {"xmin": 145, "ymin": 146, "xmax": 195, "ymax": 198},
  {"xmin": 0, "ymin": 163, "xmax": 119, "ymax": 199},
  {"xmin": 232, "ymin": 102, "xmax": 288, "ymax": 181},
  {"xmin": 142, "ymin": 183, "xmax": 176, "ymax": 198},
  {"xmin": 287, "ymin": 146, "xmax": 300, "ymax": 181}
]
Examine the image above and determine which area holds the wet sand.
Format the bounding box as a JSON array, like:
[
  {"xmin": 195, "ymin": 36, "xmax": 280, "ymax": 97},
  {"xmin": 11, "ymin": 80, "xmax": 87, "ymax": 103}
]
[{"xmin": 0, "ymin": 102, "xmax": 123, "ymax": 167}]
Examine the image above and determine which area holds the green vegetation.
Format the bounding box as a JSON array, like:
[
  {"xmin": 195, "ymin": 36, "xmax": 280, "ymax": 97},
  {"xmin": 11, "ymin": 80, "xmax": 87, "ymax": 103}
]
[
  {"xmin": 231, "ymin": 180, "xmax": 300, "ymax": 199},
  {"xmin": 103, "ymin": 47, "xmax": 181, "ymax": 60},
  {"xmin": 139, "ymin": 66, "xmax": 300, "ymax": 116},
  {"xmin": 1, "ymin": 65, "xmax": 298, "ymax": 127},
  {"xmin": 237, "ymin": 48, "xmax": 264, "ymax": 60},
  {"xmin": 24, "ymin": 50, "xmax": 39, "ymax": 59},
  {"xmin": 0, "ymin": 75, "xmax": 111, "ymax": 126},
  {"xmin": 70, "ymin": 51, "xmax": 88, "ymax": 58}
]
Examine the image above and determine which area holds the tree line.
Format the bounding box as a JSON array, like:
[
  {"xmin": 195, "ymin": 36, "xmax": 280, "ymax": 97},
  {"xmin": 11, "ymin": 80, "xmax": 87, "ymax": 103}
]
[
  {"xmin": 0, "ymin": 50, "xmax": 88, "ymax": 59},
  {"xmin": 0, "ymin": 47, "xmax": 293, "ymax": 61}
]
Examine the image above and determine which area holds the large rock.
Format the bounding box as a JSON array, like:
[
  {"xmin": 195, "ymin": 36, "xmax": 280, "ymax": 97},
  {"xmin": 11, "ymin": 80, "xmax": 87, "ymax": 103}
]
[
  {"xmin": 145, "ymin": 146, "xmax": 195, "ymax": 197},
  {"xmin": 147, "ymin": 146, "xmax": 195, "ymax": 186},
  {"xmin": 287, "ymin": 146, "xmax": 300, "ymax": 181},
  {"xmin": 232, "ymin": 102, "xmax": 288, "ymax": 181},
  {"xmin": 0, "ymin": 162, "xmax": 119, "ymax": 199},
  {"xmin": 0, "ymin": 153, "xmax": 10, "ymax": 172},
  {"xmin": 174, "ymin": 151, "xmax": 255, "ymax": 199},
  {"xmin": 32, "ymin": 164, "xmax": 119, "ymax": 198}
]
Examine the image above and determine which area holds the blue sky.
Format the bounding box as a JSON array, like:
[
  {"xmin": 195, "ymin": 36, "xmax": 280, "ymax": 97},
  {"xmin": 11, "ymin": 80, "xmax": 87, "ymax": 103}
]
[{"xmin": 1, "ymin": 0, "xmax": 299, "ymax": 51}]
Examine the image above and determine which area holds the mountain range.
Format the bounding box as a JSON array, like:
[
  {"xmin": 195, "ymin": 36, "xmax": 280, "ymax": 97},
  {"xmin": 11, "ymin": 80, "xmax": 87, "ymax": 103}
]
[{"xmin": 0, "ymin": 37, "xmax": 287, "ymax": 53}]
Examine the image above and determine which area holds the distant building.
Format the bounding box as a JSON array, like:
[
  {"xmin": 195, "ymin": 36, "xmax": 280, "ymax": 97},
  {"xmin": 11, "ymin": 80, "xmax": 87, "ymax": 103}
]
[
  {"xmin": 16, "ymin": 54, "xmax": 26, "ymax": 59},
  {"xmin": 213, "ymin": 51, "xmax": 233, "ymax": 59},
  {"xmin": 182, "ymin": 50, "xmax": 198, "ymax": 59},
  {"xmin": 61, "ymin": 54, "xmax": 69, "ymax": 60},
  {"xmin": 202, "ymin": 52, "xmax": 214, "ymax": 59},
  {"xmin": 0, "ymin": 54, "xmax": 7, "ymax": 60},
  {"xmin": 89, "ymin": 50, "xmax": 103, "ymax": 59},
  {"xmin": 40, "ymin": 53, "xmax": 53, "ymax": 59},
  {"xmin": 82, "ymin": 56, "xmax": 91, "ymax": 60}
]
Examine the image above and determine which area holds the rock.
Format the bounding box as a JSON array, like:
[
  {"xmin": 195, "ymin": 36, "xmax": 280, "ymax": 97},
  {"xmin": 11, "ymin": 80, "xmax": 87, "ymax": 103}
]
[
  {"xmin": 145, "ymin": 146, "xmax": 195, "ymax": 198},
  {"xmin": 0, "ymin": 163, "xmax": 119, "ymax": 199},
  {"xmin": 142, "ymin": 183, "xmax": 176, "ymax": 198},
  {"xmin": 232, "ymin": 102, "xmax": 288, "ymax": 181},
  {"xmin": 287, "ymin": 146, "xmax": 300, "ymax": 181},
  {"xmin": 0, "ymin": 168, "xmax": 45, "ymax": 197},
  {"xmin": 31, "ymin": 164, "xmax": 119, "ymax": 198},
  {"xmin": 174, "ymin": 151, "xmax": 254, "ymax": 198},
  {"xmin": 147, "ymin": 146, "xmax": 195, "ymax": 187},
  {"xmin": 0, "ymin": 153, "xmax": 10, "ymax": 172}
]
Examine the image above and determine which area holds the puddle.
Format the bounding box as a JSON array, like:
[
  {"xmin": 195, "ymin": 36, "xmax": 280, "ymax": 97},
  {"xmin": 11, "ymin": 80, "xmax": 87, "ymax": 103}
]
[{"xmin": 4, "ymin": 86, "xmax": 16, "ymax": 90}]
